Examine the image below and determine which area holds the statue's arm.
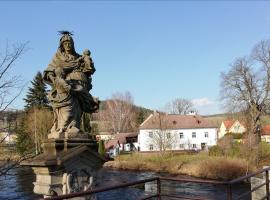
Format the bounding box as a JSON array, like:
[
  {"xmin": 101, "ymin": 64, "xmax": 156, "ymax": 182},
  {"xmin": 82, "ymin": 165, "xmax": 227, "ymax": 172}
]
[
  {"xmin": 44, "ymin": 56, "xmax": 57, "ymax": 84},
  {"xmin": 47, "ymin": 72, "xmax": 56, "ymax": 84}
]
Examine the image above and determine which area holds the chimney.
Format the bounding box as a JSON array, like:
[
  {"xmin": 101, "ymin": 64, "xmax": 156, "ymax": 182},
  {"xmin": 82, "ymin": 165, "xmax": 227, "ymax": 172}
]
[{"xmin": 187, "ymin": 111, "xmax": 196, "ymax": 116}]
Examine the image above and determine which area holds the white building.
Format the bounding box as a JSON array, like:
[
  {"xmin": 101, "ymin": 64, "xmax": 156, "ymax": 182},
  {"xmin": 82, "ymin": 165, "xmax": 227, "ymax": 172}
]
[
  {"xmin": 138, "ymin": 113, "xmax": 218, "ymax": 152},
  {"xmin": 95, "ymin": 132, "xmax": 114, "ymax": 141}
]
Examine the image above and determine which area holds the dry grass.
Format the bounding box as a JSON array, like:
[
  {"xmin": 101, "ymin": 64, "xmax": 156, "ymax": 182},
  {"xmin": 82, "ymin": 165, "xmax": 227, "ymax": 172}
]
[
  {"xmin": 103, "ymin": 152, "xmax": 252, "ymax": 180},
  {"xmin": 0, "ymin": 148, "xmax": 20, "ymax": 161},
  {"xmin": 181, "ymin": 157, "xmax": 253, "ymax": 180}
]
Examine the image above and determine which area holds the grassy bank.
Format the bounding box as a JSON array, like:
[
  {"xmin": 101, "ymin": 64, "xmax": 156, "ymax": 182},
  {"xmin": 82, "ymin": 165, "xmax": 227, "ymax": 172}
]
[
  {"xmin": 0, "ymin": 147, "xmax": 20, "ymax": 161},
  {"xmin": 104, "ymin": 152, "xmax": 255, "ymax": 180}
]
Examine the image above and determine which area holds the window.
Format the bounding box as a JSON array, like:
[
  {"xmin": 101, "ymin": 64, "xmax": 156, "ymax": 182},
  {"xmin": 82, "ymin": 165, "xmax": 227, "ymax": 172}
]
[
  {"xmin": 205, "ymin": 132, "xmax": 209, "ymax": 138},
  {"xmin": 192, "ymin": 132, "xmax": 196, "ymax": 138},
  {"xmin": 180, "ymin": 144, "xmax": 184, "ymax": 149},
  {"xmin": 192, "ymin": 144, "xmax": 197, "ymax": 148},
  {"xmin": 166, "ymin": 132, "xmax": 171, "ymax": 139},
  {"xmin": 179, "ymin": 132, "xmax": 184, "ymax": 139},
  {"xmin": 149, "ymin": 144, "xmax": 153, "ymax": 150},
  {"xmin": 149, "ymin": 132, "xmax": 153, "ymax": 138},
  {"xmin": 234, "ymin": 124, "xmax": 240, "ymax": 132}
]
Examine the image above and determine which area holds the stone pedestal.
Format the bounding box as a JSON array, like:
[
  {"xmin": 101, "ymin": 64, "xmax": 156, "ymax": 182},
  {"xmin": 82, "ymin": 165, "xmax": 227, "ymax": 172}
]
[{"xmin": 21, "ymin": 139, "xmax": 106, "ymax": 199}]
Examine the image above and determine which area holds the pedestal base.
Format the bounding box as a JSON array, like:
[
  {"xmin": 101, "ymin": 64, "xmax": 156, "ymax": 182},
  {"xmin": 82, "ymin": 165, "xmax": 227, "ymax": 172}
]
[{"xmin": 21, "ymin": 139, "xmax": 106, "ymax": 199}]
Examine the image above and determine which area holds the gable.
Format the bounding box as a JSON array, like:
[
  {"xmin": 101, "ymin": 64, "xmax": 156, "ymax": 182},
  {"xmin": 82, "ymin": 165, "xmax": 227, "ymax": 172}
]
[
  {"xmin": 223, "ymin": 120, "xmax": 234, "ymax": 130},
  {"xmin": 229, "ymin": 120, "xmax": 245, "ymax": 133}
]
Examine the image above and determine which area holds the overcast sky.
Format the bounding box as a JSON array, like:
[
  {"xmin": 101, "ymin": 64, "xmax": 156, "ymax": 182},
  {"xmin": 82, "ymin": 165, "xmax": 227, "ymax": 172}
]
[{"xmin": 1, "ymin": 1, "xmax": 270, "ymax": 115}]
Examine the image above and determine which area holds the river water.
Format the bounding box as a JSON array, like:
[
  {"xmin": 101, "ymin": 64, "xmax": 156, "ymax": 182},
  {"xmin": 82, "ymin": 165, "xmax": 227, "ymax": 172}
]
[{"xmin": 0, "ymin": 166, "xmax": 251, "ymax": 200}]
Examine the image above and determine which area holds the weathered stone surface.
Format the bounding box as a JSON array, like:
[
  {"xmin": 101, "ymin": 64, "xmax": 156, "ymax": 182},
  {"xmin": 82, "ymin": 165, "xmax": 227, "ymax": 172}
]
[
  {"xmin": 21, "ymin": 32, "xmax": 105, "ymax": 199},
  {"xmin": 21, "ymin": 139, "xmax": 105, "ymax": 199},
  {"xmin": 41, "ymin": 139, "xmax": 98, "ymax": 156},
  {"xmin": 43, "ymin": 31, "xmax": 99, "ymax": 139}
]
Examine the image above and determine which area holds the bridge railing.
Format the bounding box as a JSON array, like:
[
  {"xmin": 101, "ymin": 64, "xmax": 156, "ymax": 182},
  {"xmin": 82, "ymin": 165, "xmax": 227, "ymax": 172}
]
[{"xmin": 44, "ymin": 166, "xmax": 270, "ymax": 200}]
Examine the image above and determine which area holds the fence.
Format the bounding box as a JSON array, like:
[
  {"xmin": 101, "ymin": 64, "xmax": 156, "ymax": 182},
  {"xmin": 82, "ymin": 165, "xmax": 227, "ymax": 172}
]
[{"xmin": 44, "ymin": 166, "xmax": 270, "ymax": 200}]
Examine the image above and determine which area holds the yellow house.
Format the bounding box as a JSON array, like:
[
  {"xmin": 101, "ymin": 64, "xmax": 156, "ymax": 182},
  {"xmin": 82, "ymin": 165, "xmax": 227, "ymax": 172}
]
[{"xmin": 219, "ymin": 120, "xmax": 246, "ymax": 139}]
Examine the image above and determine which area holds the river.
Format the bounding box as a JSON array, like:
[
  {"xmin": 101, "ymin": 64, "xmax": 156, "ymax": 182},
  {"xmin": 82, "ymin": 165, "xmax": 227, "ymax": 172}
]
[{"xmin": 0, "ymin": 166, "xmax": 251, "ymax": 200}]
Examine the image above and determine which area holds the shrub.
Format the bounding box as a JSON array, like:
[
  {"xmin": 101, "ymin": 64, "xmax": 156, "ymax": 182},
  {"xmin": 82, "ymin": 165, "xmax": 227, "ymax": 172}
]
[
  {"xmin": 217, "ymin": 135, "xmax": 234, "ymax": 156},
  {"xmin": 196, "ymin": 157, "xmax": 248, "ymax": 180},
  {"xmin": 228, "ymin": 143, "xmax": 241, "ymax": 157},
  {"xmin": 98, "ymin": 140, "xmax": 106, "ymax": 157},
  {"xmin": 259, "ymin": 142, "xmax": 270, "ymax": 162},
  {"xmin": 225, "ymin": 132, "xmax": 244, "ymax": 139},
  {"xmin": 209, "ymin": 145, "xmax": 223, "ymax": 156}
]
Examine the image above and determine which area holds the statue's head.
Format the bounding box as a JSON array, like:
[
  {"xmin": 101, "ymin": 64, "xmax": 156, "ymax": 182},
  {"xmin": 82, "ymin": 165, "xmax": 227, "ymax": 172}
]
[{"xmin": 58, "ymin": 31, "xmax": 76, "ymax": 54}]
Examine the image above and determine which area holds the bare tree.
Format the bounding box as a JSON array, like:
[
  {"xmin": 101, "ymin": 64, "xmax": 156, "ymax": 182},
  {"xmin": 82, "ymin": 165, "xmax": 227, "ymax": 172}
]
[
  {"xmin": 99, "ymin": 91, "xmax": 136, "ymax": 133},
  {"xmin": 25, "ymin": 107, "xmax": 53, "ymax": 153},
  {"xmin": 165, "ymin": 98, "xmax": 194, "ymax": 114},
  {"xmin": 0, "ymin": 41, "xmax": 28, "ymax": 175},
  {"xmin": 148, "ymin": 112, "xmax": 177, "ymax": 154},
  {"xmin": 221, "ymin": 39, "xmax": 270, "ymax": 143},
  {"xmin": 0, "ymin": 41, "xmax": 28, "ymax": 112}
]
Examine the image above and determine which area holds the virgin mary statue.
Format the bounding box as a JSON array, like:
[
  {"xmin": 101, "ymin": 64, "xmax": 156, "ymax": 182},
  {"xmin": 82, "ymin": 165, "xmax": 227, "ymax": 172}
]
[{"xmin": 43, "ymin": 31, "xmax": 99, "ymax": 139}]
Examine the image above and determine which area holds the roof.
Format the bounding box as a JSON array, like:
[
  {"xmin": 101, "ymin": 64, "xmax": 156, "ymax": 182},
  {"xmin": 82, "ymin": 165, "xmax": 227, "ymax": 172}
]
[
  {"xmin": 105, "ymin": 132, "xmax": 138, "ymax": 150},
  {"xmin": 222, "ymin": 119, "xmax": 245, "ymax": 130},
  {"xmin": 140, "ymin": 113, "xmax": 217, "ymax": 129},
  {"xmin": 262, "ymin": 125, "xmax": 270, "ymax": 135},
  {"xmin": 223, "ymin": 120, "xmax": 235, "ymax": 130}
]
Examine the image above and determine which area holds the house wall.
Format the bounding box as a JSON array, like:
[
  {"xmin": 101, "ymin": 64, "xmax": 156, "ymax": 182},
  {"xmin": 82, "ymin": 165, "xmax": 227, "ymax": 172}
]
[
  {"xmin": 218, "ymin": 121, "xmax": 246, "ymax": 139},
  {"xmin": 96, "ymin": 134, "xmax": 114, "ymax": 141},
  {"xmin": 229, "ymin": 121, "xmax": 246, "ymax": 134},
  {"xmin": 138, "ymin": 128, "xmax": 217, "ymax": 152},
  {"xmin": 261, "ymin": 135, "xmax": 270, "ymax": 143},
  {"xmin": 219, "ymin": 123, "xmax": 227, "ymax": 139}
]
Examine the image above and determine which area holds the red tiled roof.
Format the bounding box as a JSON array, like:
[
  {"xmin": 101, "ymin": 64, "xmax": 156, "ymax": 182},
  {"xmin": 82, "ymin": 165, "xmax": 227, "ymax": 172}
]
[
  {"xmin": 105, "ymin": 139, "xmax": 118, "ymax": 150},
  {"xmin": 222, "ymin": 120, "xmax": 246, "ymax": 130},
  {"xmin": 262, "ymin": 125, "xmax": 270, "ymax": 135},
  {"xmin": 223, "ymin": 120, "xmax": 234, "ymax": 130},
  {"xmin": 140, "ymin": 113, "xmax": 217, "ymax": 129},
  {"xmin": 105, "ymin": 132, "xmax": 138, "ymax": 150}
]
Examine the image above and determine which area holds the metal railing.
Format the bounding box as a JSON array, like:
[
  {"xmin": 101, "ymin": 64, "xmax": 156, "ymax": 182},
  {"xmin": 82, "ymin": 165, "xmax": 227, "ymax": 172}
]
[{"xmin": 44, "ymin": 166, "xmax": 270, "ymax": 200}]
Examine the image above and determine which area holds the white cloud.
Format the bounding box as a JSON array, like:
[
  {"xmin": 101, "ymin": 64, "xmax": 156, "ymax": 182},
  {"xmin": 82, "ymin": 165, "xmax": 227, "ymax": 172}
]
[{"xmin": 191, "ymin": 98, "xmax": 214, "ymax": 106}]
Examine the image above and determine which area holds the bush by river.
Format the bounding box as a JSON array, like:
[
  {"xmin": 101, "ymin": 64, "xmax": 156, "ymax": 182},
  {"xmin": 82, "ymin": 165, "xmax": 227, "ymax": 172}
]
[{"xmin": 104, "ymin": 152, "xmax": 255, "ymax": 180}]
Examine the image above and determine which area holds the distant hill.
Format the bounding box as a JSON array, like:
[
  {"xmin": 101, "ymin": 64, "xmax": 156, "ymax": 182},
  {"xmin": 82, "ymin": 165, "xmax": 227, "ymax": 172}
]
[
  {"xmin": 97, "ymin": 101, "xmax": 270, "ymax": 129},
  {"xmin": 204, "ymin": 112, "xmax": 270, "ymax": 127}
]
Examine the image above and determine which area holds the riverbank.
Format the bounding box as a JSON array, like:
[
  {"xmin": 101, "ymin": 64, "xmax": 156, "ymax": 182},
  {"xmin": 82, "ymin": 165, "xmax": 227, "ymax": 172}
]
[
  {"xmin": 104, "ymin": 152, "xmax": 255, "ymax": 180},
  {"xmin": 0, "ymin": 150, "xmax": 20, "ymax": 161}
]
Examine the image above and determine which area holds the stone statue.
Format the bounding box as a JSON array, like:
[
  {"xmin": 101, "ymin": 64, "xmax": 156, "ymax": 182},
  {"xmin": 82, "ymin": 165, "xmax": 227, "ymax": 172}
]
[
  {"xmin": 22, "ymin": 32, "xmax": 105, "ymax": 200},
  {"xmin": 43, "ymin": 31, "xmax": 99, "ymax": 139}
]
